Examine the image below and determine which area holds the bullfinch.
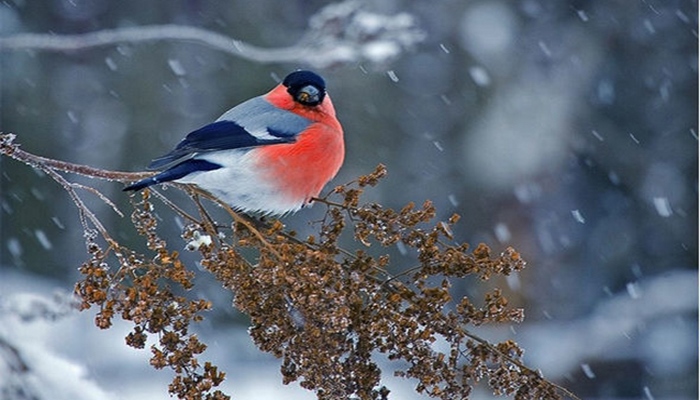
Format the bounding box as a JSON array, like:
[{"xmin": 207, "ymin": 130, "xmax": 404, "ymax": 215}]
[{"xmin": 124, "ymin": 70, "xmax": 345, "ymax": 215}]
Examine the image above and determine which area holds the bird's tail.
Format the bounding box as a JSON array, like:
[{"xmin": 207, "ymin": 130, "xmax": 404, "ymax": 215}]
[
  {"xmin": 123, "ymin": 176, "xmax": 160, "ymax": 191},
  {"xmin": 123, "ymin": 159, "xmax": 222, "ymax": 191}
]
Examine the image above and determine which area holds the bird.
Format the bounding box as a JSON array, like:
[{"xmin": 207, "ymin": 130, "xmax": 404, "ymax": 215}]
[{"xmin": 123, "ymin": 70, "xmax": 345, "ymax": 215}]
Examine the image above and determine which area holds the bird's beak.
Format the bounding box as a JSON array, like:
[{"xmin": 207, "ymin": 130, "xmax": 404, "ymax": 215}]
[{"xmin": 298, "ymin": 85, "xmax": 321, "ymax": 105}]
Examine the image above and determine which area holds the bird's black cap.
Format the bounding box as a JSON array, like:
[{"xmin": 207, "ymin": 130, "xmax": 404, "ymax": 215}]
[
  {"xmin": 283, "ymin": 70, "xmax": 326, "ymax": 91},
  {"xmin": 283, "ymin": 70, "xmax": 326, "ymax": 106}
]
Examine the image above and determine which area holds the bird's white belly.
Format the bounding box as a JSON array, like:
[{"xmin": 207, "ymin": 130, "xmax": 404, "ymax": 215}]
[{"xmin": 175, "ymin": 149, "xmax": 306, "ymax": 214}]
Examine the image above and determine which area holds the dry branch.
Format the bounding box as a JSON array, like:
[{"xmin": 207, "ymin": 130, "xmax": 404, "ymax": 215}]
[{"xmin": 1, "ymin": 132, "xmax": 579, "ymax": 400}]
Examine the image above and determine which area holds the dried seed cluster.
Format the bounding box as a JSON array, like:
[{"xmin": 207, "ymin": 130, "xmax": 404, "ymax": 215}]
[
  {"xmin": 73, "ymin": 164, "xmax": 574, "ymax": 400},
  {"xmin": 75, "ymin": 193, "xmax": 226, "ymax": 400}
]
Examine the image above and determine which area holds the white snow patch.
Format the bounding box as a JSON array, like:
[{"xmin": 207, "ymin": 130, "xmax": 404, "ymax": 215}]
[
  {"xmin": 105, "ymin": 57, "xmax": 117, "ymax": 71},
  {"xmin": 386, "ymin": 70, "xmax": 399, "ymax": 82},
  {"xmin": 34, "ymin": 229, "xmax": 52, "ymax": 251},
  {"xmin": 652, "ymin": 197, "xmax": 673, "ymax": 217},
  {"xmin": 580, "ymin": 363, "xmax": 596, "ymax": 379},
  {"xmin": 186, "ymin": 231, "xmax": 212, "ymax": 251},
  {"xmin": 167, "ymin": 59, "xmax": 186, "ymax": 76},
  {"xmin": 571, "ymin": 209, "xmax": 586, "ymax": 224},
  {"xmin": 362, "ymin": 41, "xmax": 400, "ymax": 63},
  {"xmin": 7, "ymin": 237, "xmax": 22, "ymax": 259},
  {"xmin": 494, "ymin": 222, "xmax": 511, "ymax": 242},
  {"xmin": 576, "ymin": 10, "xmax": 589, "ymax": 22},
  {"xmin": 468, "ymin": 66, "xmax": 491, "ymax": 87}
]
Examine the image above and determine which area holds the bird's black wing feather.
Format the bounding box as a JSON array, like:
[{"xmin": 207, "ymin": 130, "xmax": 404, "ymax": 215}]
[{"xmin": 147, "ymin": 120, "xmax": 294, "ymax": 170}]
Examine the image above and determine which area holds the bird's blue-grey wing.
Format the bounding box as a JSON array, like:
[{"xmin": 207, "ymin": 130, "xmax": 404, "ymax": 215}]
[{"xmin": 147, "ymin": 96, "xmax": 312, "ymax": 171}]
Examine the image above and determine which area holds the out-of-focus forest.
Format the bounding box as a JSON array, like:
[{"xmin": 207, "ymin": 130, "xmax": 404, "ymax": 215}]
[{"xmin": 1, "ymin": 1, "xmax": 697, "ymax": 399}]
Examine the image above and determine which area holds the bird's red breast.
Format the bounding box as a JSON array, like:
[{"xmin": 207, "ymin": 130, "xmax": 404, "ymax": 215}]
[{"xmin": 259, "ymin": 85, "xmax": 345, "ymax": 203}]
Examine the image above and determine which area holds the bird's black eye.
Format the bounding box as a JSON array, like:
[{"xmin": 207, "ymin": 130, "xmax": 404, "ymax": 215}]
[{"xmin": 293, "ymin": 84, "xmax": 323, "ymax": 106}]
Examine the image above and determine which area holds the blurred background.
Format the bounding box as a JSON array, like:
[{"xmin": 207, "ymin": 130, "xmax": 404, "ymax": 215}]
[{"xmin": 1, "ymin": 1, "xmax": 697, "ymax": 399}]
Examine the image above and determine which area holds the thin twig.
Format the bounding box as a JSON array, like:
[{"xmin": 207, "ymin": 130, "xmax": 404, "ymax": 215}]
[
  {"xmin": 188, "ymin": 188, "xmax": 223, "ymax": 238},
  {"xmin": 147, "ymin": 187, "xmax": 202, "ymax": 226},
  {"xmin": 40, "ymin": 162, "xmax": 115, "ymax": 246},
  {"xmin": 71, "ymin": 182, "xmax": 124, "ymax": 218},
  {"xmin": 1, "ymin": 133, "xmax": 152, "ymax": 182}
]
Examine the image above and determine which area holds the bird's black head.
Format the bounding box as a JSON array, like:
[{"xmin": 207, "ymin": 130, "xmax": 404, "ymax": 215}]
[{"xmin": 283, "ymin": 70, "xmax": 326, "ymax": 107}]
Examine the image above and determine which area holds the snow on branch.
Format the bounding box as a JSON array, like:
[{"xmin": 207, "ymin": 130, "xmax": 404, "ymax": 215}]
[{"xmin": 0, "ymin": 1, "xmax": 424, "ymax": 67}]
